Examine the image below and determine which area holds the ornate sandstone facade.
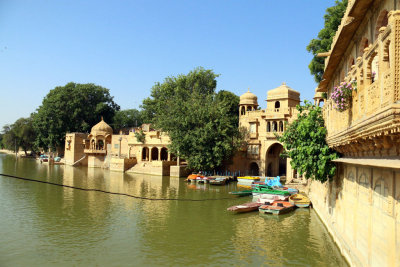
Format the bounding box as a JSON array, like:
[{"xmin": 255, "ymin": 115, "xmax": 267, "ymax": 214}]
[
  {"xmin": 64, "ymin": 120, "xmax": 189, "ymax": 177},
  {"xmin": 232, "ymin": 83, "xmax": 301, "ymax": 181},
  {"xmin": 309, "ymin": 1, "xmax": 400, "ymax": 266}
]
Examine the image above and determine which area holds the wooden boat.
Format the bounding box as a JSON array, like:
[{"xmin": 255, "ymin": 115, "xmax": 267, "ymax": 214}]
[
  {"xmin": 253, "ymin": 193, "xmax": 287, "ymax": 204},
  {"xmin": 229, "ymin": 190, "xmax": 253, "ymax": 196},
  {"xmin": 252, "ymin": 185, "xmax": 291, "ymax": 197},
  {"xmin": 227, "ymin": 202, "xmax": 262, "ymax": 213},
  {"xmin": 237, "ymin": 176, "xmax": 260, "ymax": 186},
  {"xmin": 258, "ymin": 201, "xmax": 295, "ymax": 215},
  {"xmin": 210, "ymin": 177, "xmax": 226, "ymax": 185},
  {"xmin": 289, "ymin": 194, "xmax": 311, "ymax": 208}
]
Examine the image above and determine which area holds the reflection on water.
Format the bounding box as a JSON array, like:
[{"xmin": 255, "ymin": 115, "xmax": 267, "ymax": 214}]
[{"xmin": 0, "ymin": 153, "xmax": 348, "ymax": 266}]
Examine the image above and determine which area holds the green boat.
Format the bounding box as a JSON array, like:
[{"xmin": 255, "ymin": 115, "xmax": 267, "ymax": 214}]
[
  {"xmin": 252, "ymin": 185, "xmax": 291, "ymax": 196},
  {"xmin": 229, "ymin": 190, "xmax": 253, "ymax": 196}
]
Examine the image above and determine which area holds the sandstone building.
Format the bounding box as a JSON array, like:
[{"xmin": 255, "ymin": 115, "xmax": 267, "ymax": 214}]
[
  {"xmin": 229, "ymin": 83, "xmax": 301, "ymax": 181},
  {"xmin": 308, "ymin": 1, "xmax": 400, "ymax": 266},
  {"xmin": 64, "ymin": 119, "xmax": 189, "ymax": 177}
]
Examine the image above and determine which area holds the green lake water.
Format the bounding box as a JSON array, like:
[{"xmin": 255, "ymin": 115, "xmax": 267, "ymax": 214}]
[{"xmin": 0, "ymin": 153, "xmax": 348, "ymax": 266}]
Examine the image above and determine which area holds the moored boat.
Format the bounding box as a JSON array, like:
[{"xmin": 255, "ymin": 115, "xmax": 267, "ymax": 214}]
[
  {"xmin": 258, "ymin": 201, "xmax": 295, "ymax": 215},
  {"xmin": 237, "ymin": 176, "xmax": 260, "ymax": 186},
  {"xmin": 229, "ymin": 190, "xmax": 253, "ymax": 196},
  {"xmin": 252, "ymin": 185, "xmax": 291, "ymax": 197},
  {"xmin": 253, "ymin": 193, "xmax": 287, "ymax": 204},
  {"xmin": 227, "ymin": 202, "xmax": 262, "ymax": 213},
  {"xmin": 289, "ymin": 194, "xmax": 311, "ymax": 208},
  {"xmin": 210, "ymin": 177, "xmax": 226, "ymax": 185}
]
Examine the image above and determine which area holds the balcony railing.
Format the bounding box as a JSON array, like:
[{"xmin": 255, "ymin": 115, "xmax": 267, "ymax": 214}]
[{"xmin": 84, "ymin": 149, "xmax": 107, "ymax": 154}]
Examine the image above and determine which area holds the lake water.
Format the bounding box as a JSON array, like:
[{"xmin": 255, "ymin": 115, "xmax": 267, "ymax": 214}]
[{"xmin": 0, "ymin": 153, "xmax": 348, "ymax": 266}]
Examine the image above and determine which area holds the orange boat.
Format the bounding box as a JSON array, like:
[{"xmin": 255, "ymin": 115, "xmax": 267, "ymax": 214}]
[{"xmin": 258, "ymin": 201, "xmax": 295, "ymax": 215}]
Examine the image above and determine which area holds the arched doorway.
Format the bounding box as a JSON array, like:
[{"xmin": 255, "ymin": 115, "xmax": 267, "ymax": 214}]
[
  {"xmin": 265, "ymin": 143, "xmax": 286, "ymax": 177},
  {"xmin": 249, "ymin": 162, "xmax": 259, "ymax": 176},
  {"xmin": 142, "ymin": 147, "xmax": 149, "ymax": 161},
  {"xmin": 151, "ymin": 147, "xmax": 159, "ymax": 161},
  {"xmin": 160, "ymin": 147, "xmax": 168, "ymax": 161}
]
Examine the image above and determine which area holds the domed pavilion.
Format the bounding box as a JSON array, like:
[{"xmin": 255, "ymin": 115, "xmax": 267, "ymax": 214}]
[{"xmin": 239, "ymin": 89, "xmax": 258, "ymax": 115}]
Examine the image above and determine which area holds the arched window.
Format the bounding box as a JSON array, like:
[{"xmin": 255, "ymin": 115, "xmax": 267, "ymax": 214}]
[
  {"xmin": 383, "ymin": 40, "xmax": 390, "ymax": 69},
  {"xmin": 160, "ymin": 147, "xmax": 168, "ymax": 161},
  {"xmin": 151, "ymin": 147, "xmax": 159, "ymax": 161},
  {"xmin": 267, "ymin": 122, "xmax": 271, "ymax": 132},
  {"xmin": 240, "ymin": 106, "xmax": 246, "ymax": 115},
  {"xmin": 279, "ymin": 121, "xmax": 284, "ymax": 132},
  {"xmin": 275, "ymin": 101, "xmax": 280, "ymax": 109},
  {"xmin": 142, "ymin": 147, "xmax": 149, "ymax": 161},
  {"xmin": 247, "ymin": 106, "xmax": 252, "ymax": 111},
  {"xmin": 272, "ymin": 121, "xmax": 277, "ymax": 132},
  {"xmin": 318, "ymin": 99, "xmax": 325, "ymax": 107},
  {"xmin": 375, "ymin": 10, "xmax": 389, "ymax": 40},
  {"xmin": 97, "ymin": 140, "xmax": 104, "ymax": 150}
]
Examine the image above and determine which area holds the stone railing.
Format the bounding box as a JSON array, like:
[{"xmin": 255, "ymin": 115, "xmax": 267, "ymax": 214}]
[{"xmin": 84, "ymin": 149, "xmax": 107, "ymax": 154}]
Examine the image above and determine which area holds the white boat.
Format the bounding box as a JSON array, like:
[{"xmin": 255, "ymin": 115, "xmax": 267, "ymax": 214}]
[{"xmin": 253, "ymin": 193, "xmax": 288, "ymax": 204}]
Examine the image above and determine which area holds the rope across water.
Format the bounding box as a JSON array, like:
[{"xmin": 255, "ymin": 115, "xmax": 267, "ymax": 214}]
[{"xmin": 0, "ymin": 173, "xmax": 236, "ymax": 201}]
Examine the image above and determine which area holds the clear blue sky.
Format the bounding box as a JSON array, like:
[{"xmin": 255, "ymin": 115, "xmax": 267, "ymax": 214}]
[{"xmin": 0, "ymin": 0, "xmax": 336, "ymax": 128}]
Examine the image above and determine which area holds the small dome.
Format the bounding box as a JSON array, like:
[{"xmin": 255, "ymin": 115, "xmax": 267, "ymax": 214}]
[
  {"xmin": 90, "ymin": 117, "xmax": 113, "ymax": 136},
  {"xmin": 267, "ymin": 82, "xmax": 300, "ymax": 101},
  {"xmin": 240, "ymin": 89, "xmax": 258, "ymax": 105}
]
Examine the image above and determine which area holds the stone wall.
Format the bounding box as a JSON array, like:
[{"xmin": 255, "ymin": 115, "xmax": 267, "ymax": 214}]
[
  {"xmin": 64, "ymin": 133, "xmax": 88, "ymax": 166},
  {"xmin": 307, "ymin": 163, "xmax": 400, "ymax": 267}
]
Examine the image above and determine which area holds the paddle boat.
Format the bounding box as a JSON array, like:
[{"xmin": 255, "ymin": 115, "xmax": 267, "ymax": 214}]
[
  {"xmin": 258, "ymin": 201, "xmax": 295, "ymax": 215},
  {"xmin": 227, "ymin": 202, "xmax": 262, "ymax": 213},
  {"xmin": 289, "ymin": 194, "xmax": 311, "ymax": 208}
]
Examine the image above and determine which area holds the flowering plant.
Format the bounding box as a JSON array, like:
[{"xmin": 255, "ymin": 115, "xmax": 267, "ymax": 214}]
[{"xmin": 331, "ymin": 81, "xmax": 356, "ymax": 112}]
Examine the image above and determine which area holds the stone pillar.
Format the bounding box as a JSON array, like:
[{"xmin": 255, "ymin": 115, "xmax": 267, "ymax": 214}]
[
  {"xmin": 118, "ymin": 137, "xmax": 122, "ymax": 158},
  {"xmin": 177, "ymin": 156, "xmax": 180, "ymax": 166},
  {"xmin": 158, "ymin": 148, "xmax": 161, "ymax": 161}
]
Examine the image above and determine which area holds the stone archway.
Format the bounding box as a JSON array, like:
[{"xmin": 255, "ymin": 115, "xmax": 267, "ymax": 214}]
[
  {"xmin": 160, "ymin": 147, "xmax": 168, "ymax": 161},
  {"xmin": 265, "ymin": 143, "xmax": 286, "ymax": 177},
  {"xmin": 142, "ymin": 147, "xmax": 149, "ymax": 161},
  {"xmin": 151, "ymin": 147, "xmax": 159, "ymax": 161},
  {"xmin": 249, "ymin": 162, "xmax": 259, "ymax": 176}
]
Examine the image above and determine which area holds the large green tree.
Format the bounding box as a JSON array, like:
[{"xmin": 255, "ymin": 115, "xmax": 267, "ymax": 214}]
[
  {"xmin": 278, "ymin": 101, "xmax": 338, "ymax": 182},
  {"xmin": 33, "ymin": 82, "xmax": 120, "ymax": 150},
  {"xmin": 307, "ymin": 0, "xmax": 348, "ymax": 82},
  {"xmin": 141, "ymin": 67, "xmax": 241, "ymax": 170},
  {"xmin": 1, "ymin": 116, "xmax": 37, "ymax": 155},
  {"xmin": 112, "ymin": 109, "xmax": 143, "ymax": 131}
]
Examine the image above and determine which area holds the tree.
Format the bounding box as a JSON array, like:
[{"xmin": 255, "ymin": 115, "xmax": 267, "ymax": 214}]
[
  {"xmin": 141, "ymin": 67, "xmax": 242, "ymax": 170},
  {"xmin": 1, "ymin": 124, "xmax": 16, "ymax": 151},
  {"xmin": 307, "ymin": 0, "xmax": 348, "ymax": 82},
  {"xmin": 278, "ymin": 101, "xmax": 338, "ymax": 182},
  {"xmin": 33, "ymin": 82, "xmax": 120, "ymax": 151},
  {"xmin": 112, "ymin": 109, "xmax": 143, "ymax": 131},
  {"xmin": 0, "ymin": 117, "xmax": 36, "ymax": 155}
]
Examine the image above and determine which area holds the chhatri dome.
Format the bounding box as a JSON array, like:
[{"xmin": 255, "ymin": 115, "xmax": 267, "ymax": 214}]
[
  {"xmin": 239, "ymin": 88, "xmax": 258, "ymax": 106},
  {"xmin": 90, "ymin": 117, "xmax": 113, "ymax": 136},
  {"xmin": 267, "ymin": 82, "xmax": 300, "ymax": 101}
]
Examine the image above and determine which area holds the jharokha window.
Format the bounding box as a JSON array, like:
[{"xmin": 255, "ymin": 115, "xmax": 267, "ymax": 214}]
[{"xmin": 249, "ymin": 123, "xmax": 256, "ymax": 133}]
